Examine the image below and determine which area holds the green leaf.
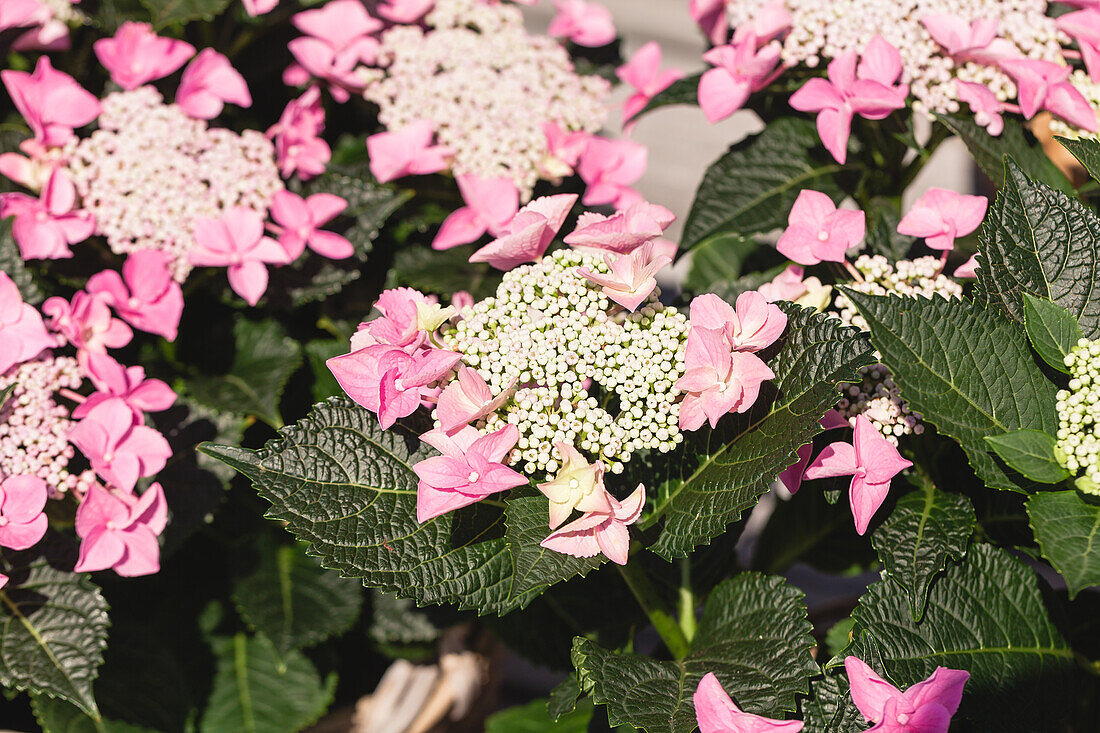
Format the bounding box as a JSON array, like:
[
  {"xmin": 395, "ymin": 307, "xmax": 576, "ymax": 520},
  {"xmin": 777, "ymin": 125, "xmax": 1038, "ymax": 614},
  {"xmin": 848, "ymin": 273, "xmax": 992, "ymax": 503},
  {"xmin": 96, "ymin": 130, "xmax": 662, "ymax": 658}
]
[
  {"xmin": 388, "ymin": 244, "xmax": 499, "ymax": 300},
  {"xmin": 0, "ymin": 546, "xmax": 109, "ymax": 718},
  {"xmin": 842, "ymin": 544, "xmax": 1077, "ymax": 732},
  {"xmin": 0, "ymin": 382, "xmax": 15, "ymax": 412},
  {"xmin": 985, "ymin": 429, "xmax": 1071, "ymax": 484},
  {"xmin": 32, "ymin": 696, "xmax": 156, "ymax": 733},
  {"xmin": 187, "ymin": 318, "xmax": 303, "ymax": 429},
  {"xmin": 863, "ymin": 200, "xmax": 914, "ymax": 262},
  {"xmin": 505, "ymin": 496, "xmax": 604, "ymax": 599},
  {"xmin": 683, "ymin": 233, "xmax": 758, "ymax": 294},
  {"xmin": 752, "ymin": 484, "xmax": 872, "ymax": 575},
  {"xmin": 548, "ymin": 673, "xmax": 583, "ymax": 721},
  {"xmin": 287, "ymin": 263, "xmax": 361, "ymax": 307},
  {"xmin": 200, "ymin": 633, "xmax": 336, "ymax": 733},
  {"xmin": 304, "ymin": 339, "xmax": 346, "ymax": 402},
  {"xmin": 644, "ymin": 304, "xmax": 875, "ymax": 558},
  {"xmin": 0, "ymin": 218, "xmax": 44, "ymax": 305},
  {"xmin": 1057, "ymin": 135, "xmax": 1100, "ymax": 184},
  {"xmin": 1027, "ymin": 490, "xmax": 1100, "ymax": 599},
  {"xmin": 486, "ymin": 698, "xmax": 593, "ymax": 733},
  {"xmin": 840, "ymin": 290, "xmax": 1059, "ymax": 492},
  {"xmin": 1022, "ymin": 293, "xmax": 1084, "ymax": 373},
  {"xmin": 936, "ymin": 114, "xmax": 1074, "ymax": 195},
  {"xmin": 871, "ymin": 485, "xmax": 975, "ymax": 621},
  {"xmin": 974, "ymin": 161, "xmax": 1100, "ymax": 337},
  {"xmin": 232, "ymin": 537, "xmax": 364, "ymax": 659},
  {"xmin": 681, "ymin": 118, "xmax": 845, "ymax": 249},
  {"xmin": 799, "ymin": 669, "xmax": 868, "ymax": 733},
  {"xmin": 302, "ymin": 165, "xmax": 413, "ymax": 259},
  {"xmin": 369, "ymin": 591, "xmax": 444, "ymax": 645},
  {"xmin": 138, "ymin": 0, "xmax": 229, "ymax": 28},
  {"xmin": 573, "ymin": 574, "xmax": 817, "ymax": 733},
  {"xmin": 636, "ymin": 74, "xmax": 701, "ymax": 119}
]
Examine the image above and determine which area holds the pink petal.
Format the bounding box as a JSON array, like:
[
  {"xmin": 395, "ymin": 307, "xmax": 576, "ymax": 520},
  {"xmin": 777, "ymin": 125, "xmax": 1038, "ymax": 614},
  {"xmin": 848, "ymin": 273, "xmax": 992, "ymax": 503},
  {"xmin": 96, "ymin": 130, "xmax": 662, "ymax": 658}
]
[
  {"xmin": 432, "ymin": 207, "xmax": 486, "ymax": 250},
  {"xmin": 0, "ymin": 514, "xmax": 47, "ymax": 550},
  {"xmin": 815, "ymin": 106, "xmax": 854, "ymax": 164},
  {"xmin": 74, "ymin": 527, "xmax": 127, "ymax": 573},
  {"xmin": 857, "ymin": 35, "xmax": 903, "ymax": 86},
  {"xmin": 416, "ymin": 480, "xmax": 483, "ymax": 522},
  {"xmin": 849, "ymin": 475, "xmax": 890, "ymax": 535},
  {"xmin": 0, "ymin": 475, "xmax": 47, "ymax": 523},
  {"xmin": 227, "ymin": 261, "xmax": 269, "ymax": 306},
  {"xmin": 905, "ymin": 667, "xmax": 970, "ymax": 716},
  {"xmin": 112, "ymin": 525, "xmax": 161, "ymax": 576},
  {"xmin": 698, "ymin": 68, "xmax": 752, "ymax": 123},
  {"xmin": 789, "ymin": 77, "xmax": 845, "ymax": 113},
  {"xmin": 804, "ymin": 441, "xmax": 859, "ymax": 480},
  {"xmin": 130, "ymin": 482, "xmax": 168, "ymax": 535},
  {"xmin": 844, "ymin": 656, "xmax": 900, "ymax": 723}
]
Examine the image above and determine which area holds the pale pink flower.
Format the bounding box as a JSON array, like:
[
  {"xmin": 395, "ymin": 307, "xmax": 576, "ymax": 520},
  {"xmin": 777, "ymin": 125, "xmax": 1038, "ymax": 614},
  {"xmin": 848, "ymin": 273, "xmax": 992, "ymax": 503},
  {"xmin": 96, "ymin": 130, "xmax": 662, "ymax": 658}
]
[
  {"xmin": 536, "ymin": 441, "xmax": 613, "ymax": 529},
  {"xmin": 1058, "ymin": 10, "xmax": 1100, "ymax": 82},
  {"xmin": 190, "ymin": 207, "xmax": 289, "ymax": 306},
  {"xmin": 777, "ymin": 411, "xmax": 849, "ymax": 495},
  {"xmin": 547, "ymin": 0, "xmax": 615, "ymax": 47},
  {"xmin": 540, "ymin": 484, "xmax": 644, "ymax": 565},
  {"xmin": 267, "ymin": 87, "xmax": 331, "ymax": 180},
  {"xmin": 68, "ymin": 398, "xmax": 172, "ymax": 493},
  {"xmin": 93, "ymin": 22, "xmax": 195, "ymax": 91},
  {"xmin": 367, "ymin": 120, "xmax": 453, "ymax": 183},
  {"xmin": 242, "ymin": 0, "xmax": 279, "ymax": 16},
  {"xmin": 689, "ymin": 291, "xmax": 787, "ymax": 352},
  {"xmin": 577, "ymin": 138, "xmax": 647, "ymax": 209},
  {"xmin": 897, "ymin": 188, "xmax": 988, "ymax": 251},
  {"xmin": 86, "ymin": 251, "xmax": 184, "ymax": 341},
  {"xmin": 413, "ymin": 424, "xmax": 528, "ymax": 522},
  {"xmin": 955, "ymin": 81, "xmax": 1006, "ymax": 136},
  {"xmin": 759, "ymin": 265, "xmax": 812, "ymax": 302},
  {"xmin": 731, "ymin": 1, "xmax": 792, "ymax": 46},
  {"xmin": 954, "ymin": 254, "xmax": 979, "ymax": 278},
  {"xmin": 270, "ymin": 190, "xmax": 353, "ymax": 260},
  {"xmin": 0, "ymin": 56, "xmax": 100, "ymax": 149},
  {"xmin": 327, "ymin": 345, "xmax": 389, "ymax": 414},
  {"xmin": 618, "ymin": 42, "xmax": 683, "ymax": 125},
  {"xmin": 436, "ymin": 366, "xmax": 515, "ymax": 435},
  {"xmin": 1001, "ymin": 59, "xmax": 1098, "ymax": 132},
  {"xmin": 43, "ymin": 291, "xmax": 133, "ymax": 356},
  {"xmin": 0, "ymin": 475, "xmax": 48, "ymax": 551},
  {"xmin": 469, "ymin": 194, "xmax": 577, "ymax": 270},
  {"xmin": 689, "ymin": 0, "xmax": 727, "ymax": 45},
  {"xmin": 694, "ymin": 672, "xmax": 804, "ymax": 733},
  {"xmin": 432, "ymin": 175, "xmax": 519, "ymax": 250},
  {"xmin": 176, "ymin": 49, "xmax": 252, "ymax": 120},
  {"xmin": 74, "ymin": 352, "xmax": 176, "ymax": 421},
  {"xmin": 74, "ymin": 483, "xmax": 167, "ymax": 576},
  {"xmin": 845, "ymin": 656, "xmax": 969, "ymax": 733},
  {"xmin": 452, "ymin": 291, "xmax": 474, "ymax": 311},
  {"xmin": 540, "ymin": 122, "xmax": 590, "ymax": 180},
  {"xmin": 0, "ymin": 168, "xmax": 95, "ymax": 260},
  {"xmin": 698, "ymin": 35, "xmax": 783, "ymax": 123},
  {"xmin": 377, "ymin": 0, "xmax": 433, "ymax": 22},
  {"xmin": 921, "ymin": 14, "xmax": 1018, "ymax": 65},
  {"xmin": 363, "ymin": 287, "xmax": 436, "ymax": 348},
  {"xmin": 776, "ymin": 190, "xmax": 865, "ymax": 265},
  {"xmin": 0, "ymin": 0, "xmax": 41, "ymax": 31},
  {"xmin": 805, "ymin": 413, "xmax": 913, "ymax": 534},
  {"xmin": 0, "ymin": 271, "xmax": 54, "ymax": 374},
  {"xmin": 564, "ymin": 201, "xmax": 675, "ymax": 254},
  {"xmin": 0, "ymin": 150, "xmax": 52, "ymax": 191},
  {"xmin": 376, "ymin": 347, "xmax": 462, "ymax": 428},
  {"xmin": 676, "ymin": 328, "xmax": 775, "ymax": 431},
  {"xmin": 289, "ymin": 0, "xmax": 382, "ymax": 102},
  {"xmin": 578, "ymin": 242, "xmax": 672, "ymax": 311}
]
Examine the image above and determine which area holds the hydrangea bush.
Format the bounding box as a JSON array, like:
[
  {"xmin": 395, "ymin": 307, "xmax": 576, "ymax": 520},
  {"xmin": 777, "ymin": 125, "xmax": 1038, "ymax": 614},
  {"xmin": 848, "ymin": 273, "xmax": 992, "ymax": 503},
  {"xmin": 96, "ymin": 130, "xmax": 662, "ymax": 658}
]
[{"xmin": 1, "ymin": 0, "xmax": 1100, "ymax": 731}]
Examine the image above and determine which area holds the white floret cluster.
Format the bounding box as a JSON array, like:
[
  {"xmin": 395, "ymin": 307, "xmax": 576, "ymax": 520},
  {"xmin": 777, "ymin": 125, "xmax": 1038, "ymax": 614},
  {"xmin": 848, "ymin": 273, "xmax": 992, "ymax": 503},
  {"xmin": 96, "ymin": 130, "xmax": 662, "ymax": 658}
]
[
  {"xmin": 1056, "ymin": 339, "xmax": 1100, "ymax": 496},
  {"xmin": 441, "ymin": 249, "xmax": 688, "ymax": 476}
]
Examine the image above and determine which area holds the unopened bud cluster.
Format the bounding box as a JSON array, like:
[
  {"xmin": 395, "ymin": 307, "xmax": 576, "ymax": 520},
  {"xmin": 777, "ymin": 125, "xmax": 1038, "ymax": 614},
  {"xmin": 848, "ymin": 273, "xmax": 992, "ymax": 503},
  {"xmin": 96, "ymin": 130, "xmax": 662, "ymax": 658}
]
[{"xmin": 1056, "ymin": 339, "xmax": 1100, "ymax": 496}]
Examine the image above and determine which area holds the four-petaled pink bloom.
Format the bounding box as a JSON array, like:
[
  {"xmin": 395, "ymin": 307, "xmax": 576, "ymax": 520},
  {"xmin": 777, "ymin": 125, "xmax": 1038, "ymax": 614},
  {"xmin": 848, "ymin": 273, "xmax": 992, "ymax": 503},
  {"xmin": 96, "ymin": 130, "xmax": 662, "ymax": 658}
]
[
  {"xmin": 547, "ymin": 0, "xmax": 616, "ymax": 47},
  {"xmin": 432, "ymin": 175, "xmax": 519, "ymax": 250},
  {"xmin": 577, "ymin": 138, "xmax": 647, "ymax": 209},
  {"xmin": 776, "ymin": 190, "xmax": 865, "ymax": 265},
  {"xmin": 362, "ymin": 287, "xmax": 437, "ymax": 348},
  {"xmin": 0, "ymin": 56, "xmax": 100, "ymax": 149},
  {"xmin": 805, "ymin": 413, "xmax": 912, "ymax": 534},
  {"xmin": 689, "ymin": 291, "xmax": 787, "ymax": 353},
  {"xmin": 93, "ymin": 22, "xmax": 196, "ymax": 90},
  {"xmin": 75, "ymin": 351, "xmax": 176, "ymax": 421},
  {"xmin": 74, "ymin": 483, "xmax": 167, "ymax": 576},
  {"xmin": 376, "ymin": 0, "xmax": 434, "ymax": 23},
  {"xmin": 43, "ymin": 291, "xmax": 133, "ymax": 356},
  {"xmin": 190, "ymin": 207, "xmax": 290, "ymax": 306},
  {"xmin": 469, "ymin": 194, "xmax": 577, "ymax": 270},
  {"xmin": 676, "ymin": 326, "xmax": 776, "ymax": 431},
  {"xmin": 0, "ymin": 475, "xmax": 49, "ymax": 551},
  {"xmin": 618, "ymin": 42, "xmax": 684, "ymax": 126},
  {"xmin": 698, "ymin": 34, "xmax": 783, "ymax": 123},
  {"xmin": 1058, "ymin": 10, "xmax": 1100, "ymax": 82},
  {"xmin": 564, "ymin": 201, "xmax": 675, "ymax": 254},
  {"xmin": 288, "ymin": 0, "xmax": 382, "ymax": 102},
  {"xmin": 376, "ymin": 347, "xmax": 462, "ymax": 428},
  {"xmin": 86, "ymin": 251, "xmax": 184, "ymax": 341},
  {"xmin": 68, "ymin": 397, "xmax": 172, "ymax": 493},
  {"xmin": 578, "ymin": 241, "xmax": 672, "ymax": 311},
  {"xmin": 413, "ymin": 424, "xmax": 528, "ymax": 522},
  {"xmin": 367, "ymin": 120, "xmax": 454, "ymax": 183},
  {"xmin": 0, "ymin": 167, "xmax": 95, "ymax": 261},
  {"xmin": 1000, "ymin": 59, "xmax": 1098, "ymax": 132},
  {"xmin": 0, "ymin": 270, "xmax": 54, "ymax": 374},
  {"xmin": 955, "ymin": 81, "xmax": 1006, "ymax": 136},
  {"xmin": 176, "ymin": 48, "xmax": 252, "ymax": 120},
  {"xmin": 537, "ymin": 442, "xmax": 614, "ymax": 529},
  {"xmin": 436, "ymin": 366, "xmax": 515, "ymax": 434},
  {"xmin": 897, "ymin": 188, "xmax": 988, "ymax": 251},
  {"xmin": 694, "ymin": 672, "xmax": 804, "ymax": 733},
  {"xmin": 267, "ymin": 87, "xmax": 332, "ymax": 180},
  {"xmin": 540, "ymin": 483, "xmax": 644, "ymax": 565},
  {"xmin": 845, "ymin": 656, "xmax": 969, "ymax": 733},
  {"xmin": 921, "ymin": 14, "xmax": 1018, "ymax": 65},
  {"xmin": 689, "ymin": 0, "xmax": 727, "ymax": 45},
  {"xmin": 270, "ymin": 190, "xmax": 353, "ymax": 260}
]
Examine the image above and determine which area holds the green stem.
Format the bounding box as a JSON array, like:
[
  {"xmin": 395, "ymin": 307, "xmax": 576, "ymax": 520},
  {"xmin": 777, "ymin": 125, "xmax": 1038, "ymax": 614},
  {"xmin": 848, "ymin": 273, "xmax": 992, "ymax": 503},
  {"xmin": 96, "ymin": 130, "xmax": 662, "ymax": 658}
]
[
  {"xmin": 617, "ymin": 561, "xmax": 691, "ymax": 660},
  {"xmin": 678, "ymin": 559, "xmax": 696, "ymax": 644}
]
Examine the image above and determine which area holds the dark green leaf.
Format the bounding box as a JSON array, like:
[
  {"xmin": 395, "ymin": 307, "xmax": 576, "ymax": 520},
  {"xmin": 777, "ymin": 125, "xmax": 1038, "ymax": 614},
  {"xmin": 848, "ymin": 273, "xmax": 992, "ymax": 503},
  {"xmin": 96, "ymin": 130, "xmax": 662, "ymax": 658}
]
[
  {"xmin": 863, "ymin": 200, "xmax": 914, "ymax": 262},
  {"xmin": 799, "ymin": 668, "xmax": 868, "ymax": 733},
  {"xmin": 0, "ymin": 217, "xmax": 44, "ymax": 305},
  {"xmin": 937, "ymin": 114, "xmax": 1074, "ymax": 195},
  {"xmin": 1022, "ymin": 293, "xmax": 1084, "ymax": 373},
  {"xmin": 138, "ymin": 0, "xmax": 230, "ymax": 28},
  {"xmin": 287, "ymin": 263, "xmax": 361, "ymax": 307},
  {"xmin": 505, "ymin": 496, "xmax": 604, "ymax": 598},
  {"xmin": 548, "ymin": 673, "xmax": 583, "ymax": 721},
  {"xmin": 369, "ymin": 591, "xmax": 444, "ymax": 645},
  {"xmin": 985, "ymin": 430, "xmax": 1071, "ymax": 484},
  {"xmin": 840, "ymin": 290, "xmax": 1059, "ymax": 492},
  {"xmin": 1057, "ymin": 135, "xmax": 1100, "ymax": 184},
  {"xmin": 388, "ymin": 245, "xmax": 499, "ymax": 300},
  {"xmin": 752, "ymin": 485, "xmax": 871, "ymax": 575},
  {"xmin": 683, "ymin": 234, "xmax": 757, "ymax": 294},
  {"xmin": 32, "ymin": 696, "xmax": 155, "ymax": 733},
  {"xmin": 304, "ymin": 339, "xmax": 346, "ymax": 402},
  {"xmin": 485, "ymin": 698, "xmax": 593, "ymax": 733},
  {"xmin": 636, "ymin": 74, "xmax": 701, "ymax": 119},
  {"xmin": 1027, "ymin": 490, "xmax": 1100, "ymax": 599}
]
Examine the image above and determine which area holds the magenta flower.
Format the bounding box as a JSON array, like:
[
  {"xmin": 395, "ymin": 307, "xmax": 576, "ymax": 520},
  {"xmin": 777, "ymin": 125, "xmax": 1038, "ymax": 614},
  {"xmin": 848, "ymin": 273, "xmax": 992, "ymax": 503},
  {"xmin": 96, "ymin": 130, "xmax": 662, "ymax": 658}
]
[
  {"xmin": 190, "ymin": 207, "xmax": 290, "ymax": 306},
  {"xmin": 845, "ymin": 656, "xmax": 969, "ymax": 733},
  {"xmin": 689, "ymin": 291, "xmax": 787, "ymax": 353},
  {"xmin": 376, "ymin": 0, "xmax": 434, "ymax": 23},
  {"xmin": 547, "ymin": 0, "xmax": 616, "ymax": 47},
  {"xmin": 0, "ymin": 475, "xmax": 48, "ymax": 551},
  {"xmin": 676, "ymin": 327, "xmax": 775, "ymax": 431},
  {"xmin": 43, "ymin": 291, "xmax": 133, "ymax": 356},
  {"xmin": 376, "ymin": 347, "xmax": 462, "ymax": 428},
  {"xmin": 564, "ymin": 201, "xmax": 675, "ymax": 254},
  {"xmin": 578, "ymin": 242, "xmax": 672, "ymax": 312},
  {"xmin": 0, "ymin": 270, "xmax": 54, "ymax": 375},
  {"xmin": 805, "ymin": 413, "xmax": 912, "ymax": 534},
  {"xmin": 86, "ymin": 251, "xmax": 184, "ymax": 341},
  {"xmin": 328, "ymin": 345, "xmax": 390, "ymax": 414},
  {"xmin": 288, "ymin": 0, "xmax": 382, "ymax": 102},
  {"xmin": 367, "ymin": 120, "xmax": 454, "ymax": 183},
  {"xmin": 176, "ymin": 49, "xmax": 252, "ymax": 120},
  {"xmin": 432, "ymin": 175, "xmax": 519, "ymax": 250},
  {"xmin": 267, "ymin": 87, "xmax": 331, "ymax": 180},
  {"xmin": 1058, "ymin": 10, "xmax": 1100, "ymax": 81},
  {"xmin": 0, "ymin": 56, "xmax": 100, "ymax": 149},
  {"xmin": 270, "ymin": 190, "xmax": 353, "ymax": 260},
  {"xmin": 436, "ymin": 366, "xmax": 515, "ymax": 435},
  {"xmin": 618, "ymin": 42, "xmax": 684, "ymax": 125},
  {"xmin": 0, "ymin": 167, "xmax": 95, "ymax": 260},
  {"xmin": 897, "ymin": 188, "xmax": 988, "ymax": 251},
  {"xmin": 1001, "ymin": 59, "xmax": 1098, "ymax": 132},
  {"xmin": 68, "ymin": 398, "xmax": 172, "ymax": 493},
  {"xmin": 540, "ymin": 122, "xmax": 590, "ymax": 180},
  {"xmin": 93, "ymin": 22, "xmax": 195, "ymax": 91},
  {"xmin": 776, "ymin": 190, "xmax": 865, "ymax": 265},
  {"xmin": 955, "ymin": 81, "xmax": 1006, "ymax": 136},
  {"xmin": 694, "ymin": 672, "xmax": 804, "ymax": 733},
  {"xmin": 469, "ymin": 194, "xmax": 577, "ymax": 270},
  {"xmin": 921, "ymin": 14, "xmax": 1018, "ymax": 64},
  {"xmin": 75, "ymin": 351, "xmax": 176, "ymax": 421},
  {"xmin": 242, "ymin": 0, "xmax": 279, "ymax": 16},
  {"xmin": 413, "ymin": 424, "xmax": 528, "ymax": 522},
  {"xmin": 577, "ymin": 138, "xmax": 647, "ymax": 209},
  {"xmin": 698, "ymin": 35, "xmax": 783, "ymax": 124},
  {"xmin": 540, "ymin": 484, "xmax": 644, "ymax": 565},
  {"xmin": 74, "ymin": 483, "xmax": 167, "ymax": 576},
  {"xmin": 689, "ymin": 0, "xmax": 727, "ymax": 45}
]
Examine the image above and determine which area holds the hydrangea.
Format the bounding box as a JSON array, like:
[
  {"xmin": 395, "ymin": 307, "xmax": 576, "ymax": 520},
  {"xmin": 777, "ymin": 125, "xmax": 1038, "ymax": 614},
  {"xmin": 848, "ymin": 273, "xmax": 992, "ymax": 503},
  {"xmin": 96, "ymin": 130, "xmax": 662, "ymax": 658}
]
[
  {"xmin": 1049, "ymin": 69, "xmax": 1100, "ymax": 141},
  {"xmin": 1056, "ymin": 338, "xmax": 1100, "ymax": 496}
]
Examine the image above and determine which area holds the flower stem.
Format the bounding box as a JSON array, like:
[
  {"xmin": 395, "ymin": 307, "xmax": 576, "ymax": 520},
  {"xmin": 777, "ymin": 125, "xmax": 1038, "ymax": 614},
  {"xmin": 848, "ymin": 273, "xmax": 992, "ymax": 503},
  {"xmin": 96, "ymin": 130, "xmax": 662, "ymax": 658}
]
[
  {"xmin": 617, "ymin": 561, "xmax": 691, "ymax": 660},
  {"xmin": 678, "ymin": 558, "xmax": 696, "ymax": 644}
]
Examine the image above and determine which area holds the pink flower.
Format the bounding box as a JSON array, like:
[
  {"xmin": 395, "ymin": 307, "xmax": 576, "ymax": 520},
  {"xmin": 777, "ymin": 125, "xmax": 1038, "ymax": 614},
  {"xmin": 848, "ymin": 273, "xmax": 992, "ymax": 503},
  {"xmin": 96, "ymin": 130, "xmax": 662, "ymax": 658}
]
[
  {"xmin": 93, "ymin": 22, "xmax": 195, "ymax": 91},
  {"xmin": 86, "ymin": 251, "xmax": 184, "ymax": 341},
  {"xmin": 698, "ymin": 35, "xmax": 783, "ymax": 123},
  {"xmin": 0, "ymin": 270, "xmax": 54, "ymax": 374},
  {"xmin": 921, "ymin": 14, "xmax": 1018, "ymax": 64},
  {"xmin": 731, "ymin": 1, "xmax": 792, "ymax": 46},
  {"xmin": 436, "ymin": 366, "xmax": 515, "ymax": 434},
  {"xmin": 536, "ymin": 442, "xmax": 613, "ymax": 529},
  {"xmin": 1001, "ymin": 59, "xmax": 1098, "ymax": 132},
  {"xmin": 367, "ymin": 120, "xmax": 454, "ymax": 183},
  {"xmin": 0, "ymin": 0, "xmax": 41, "ymax": 31},
  {"xmin": 0, "ymin": 475, "xmax": 48, "ymax": 551},
  {"xmin": 267, "ymin": 87, "xmax": 331, "ymax": 180},
  {"xmin": 68, "ymin": 398, "xmax": 172, "ymax": 493},
  {"xmin": 954, "ymin": 254, "xmax": 979, "ymax": 278},
  {"xmin": 377, "ymin": 0, "xmax": 434, "ymax": 23},
  {"xmin": 242, "ymin": 0, "xmax": 279, "ymax": 16},
  {"xmin": 758, "ymin": 265, "xmax": 823, "ymax": 304},
  {"xmin": 0, "ymin": 168, "xmax": 95, "ymax": 260},
  {"xmin": 376, "ymin": 347, "xmax": 462, "ymax": 428},
  {"xmin": 776, "ymin": 190, "xmax": 865, "ymax": 265},
  {"xmin": 540, "ymin": 122, "xmax": 590, "ymax": 180},
  {"xmin": 897, "ymin": 188, "xmax": 988, "ymax": 251},
  {"xmin": 363, "ymin": 287, "xmax": 436, "ymax": 348},
  {"xmin": 690, "ymin": 291, "xmax": 788, "ymax": 353},
  {"xmin": 74, "ymin": 483, "xmax": 167, "ymax": 576},
  {"xmin": 289, "ymin": 0, "xmax": 382, "ymax": 102},
  {"xmin": 789, "ymin": 37, "xmax": 908, "ymax": 164},
  {"xmin": 564, "ymin": 201, "xmax": 675, "ymax": 254},
  {"xmin": 270, "ymin": 190, "xmax": 353, "ymax": 260},
  {"xmin": 578, "ymin": 242, "xmax": 672, "ymax": 311},
  {"xmin": 618, "ymin": 42, "xmax": 684, "ymax": 126},
  {"xmin": 190, "ymin": 207, "xmax": 290, "ymax": 306},
  {"xmin": 469, "ymin": 193, "xmax": 577, "ymax": 270},
  {"xmin": 1058, "ymin": 10, "xmax": 1100, "ymax": 82},
  {"xmin": 74, "ymin": 352, "xmax": 176, "ymax": 421},
  {"xmin": 689, "ymin": 0, "xmax": 727, "ymax": 45},
  {"xmin": 176, "ymin": 49, "xmax": 252, "ymax": 120},
  {"xmin": 547, "ymin": 0, "xmax": 616, "ymax": 47},
  {"xmin": 327, "ymin": 346, "xmax": 389, "ymax": 413},
  {"xmin": 955, "ymin": 81, "xmax": 1006, "ymax": 136},
  {"xmin": 413, "ymin": 424, "xmax": 528, "ymax": 522},
  {"xmin": 540, "ymin": 484, "xmax": 644, "ymax": 565},
  {"xmin": 805, "ymin": 413, "xmax": 912, "ymax": 534},
  {"xmin": 577, "ymin": 138, "xmax": 647, "ymax": 209},
  {"xmin": 845, "ymin": 656, "xmax": 969, "ymax": 733},
  {"xmin": 432, "ymin": 175, "xmax": 519, "ymax": 250},
  {"xmin": 676, "ymin": 327, "xmax": 775, "ymax": 431},
  {"xmin": 43, "ymin": 291, "xmax": 133, "ymax": 355},
  {"xmin": 694, "ymin": 672, "xmax": 804, "ymax": 733},
  {"xmin": 0, "ymin": 56, "xmax": 100, "ymax": 149},
  {"xmin": 777, "ymin": 410, "xmax": 849, "ymax": 495}
]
